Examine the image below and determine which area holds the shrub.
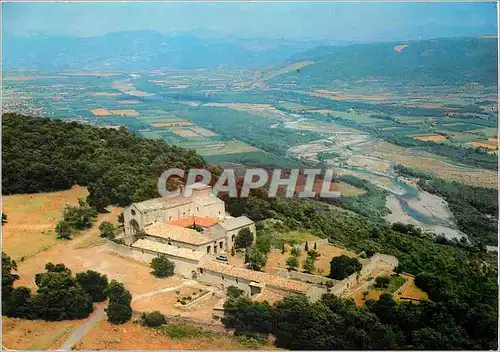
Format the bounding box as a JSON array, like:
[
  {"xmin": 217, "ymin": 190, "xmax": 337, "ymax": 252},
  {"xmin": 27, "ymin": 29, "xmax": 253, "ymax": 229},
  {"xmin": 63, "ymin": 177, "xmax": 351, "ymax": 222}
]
[
  {"xmin": 141, "ymin": 311, "xmax": 166, "ymax": 327},
  {"xmin": 99, "ymin": 221, "xmax": 115, "ymax": 238},
  {"xmin": 286, "ymin": 255, "xmax": 299, "ymax": 271},
  {"xmin": 150, "ymin": 255, "xmax": 175, "ymax": 278},
  {"xmin": 291, "ymin": 246, "xmax": 301, "ymax": 257},
  {"xmin": 227, "ymin": 285, "xmax": 245, "ymax": 299},
  {"xmin": 107, "ymin": 302, "xmax": 132, "ymax": 324}
]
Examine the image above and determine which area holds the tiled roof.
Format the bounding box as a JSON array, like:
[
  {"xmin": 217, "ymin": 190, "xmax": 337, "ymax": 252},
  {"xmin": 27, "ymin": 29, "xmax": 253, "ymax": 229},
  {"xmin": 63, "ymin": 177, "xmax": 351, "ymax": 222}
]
[
  {"xmin": 168, "ymin": 216, "xmax": 220, "ymax": 228},
  {"xmin": 132, "ymin": 238, "xmax": 206, "ymax": 261},
  {"xmin": 133, "ymin": 196, "xmax": 192, "ymax": 212},
  {"xmin": 216, "ymin": 216, "xmax": 254, "ymax": 231},
  {"xmin": 200, "ymin": 261, "xmax": 311, "ymax": 293},
  {"xmin": 145, "ymin": 222, "xmax": 225, "ymax": 245}
]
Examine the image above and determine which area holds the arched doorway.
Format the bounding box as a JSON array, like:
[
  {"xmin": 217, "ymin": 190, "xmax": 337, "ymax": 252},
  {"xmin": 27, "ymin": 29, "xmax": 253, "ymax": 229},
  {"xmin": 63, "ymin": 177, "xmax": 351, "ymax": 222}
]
[
  {"xmin": 129, "ymin": 219, "xmax": 140, "ymax": 234},
  {"xmin": 191, "ymin": 271, "xmax": 198, "ymax": 280}
]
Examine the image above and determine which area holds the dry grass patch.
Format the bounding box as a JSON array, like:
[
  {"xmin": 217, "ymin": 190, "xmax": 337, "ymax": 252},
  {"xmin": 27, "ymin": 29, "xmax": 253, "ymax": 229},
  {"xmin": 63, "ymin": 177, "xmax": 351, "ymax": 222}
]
[
  {"xmin": 91, "ymin": 108, "xmax": 111, "ymax": 116},
  {"xmin": 265, "ymin": 243, "xmax": 356, "ymax": 275},
  {"xmin": 75, "ymin": 320, "xmax": 271, "ymax": 350},
  {"xmin": 396, "ymin": 275, "xmax": 429, "ymax": 302},
  {"xmin": 2, "ymin": 317, "xmax": 80, "ymax": 350},
  {"xmin": 2, "ymin": 186, "xmax": 89, "ymax": 260}
]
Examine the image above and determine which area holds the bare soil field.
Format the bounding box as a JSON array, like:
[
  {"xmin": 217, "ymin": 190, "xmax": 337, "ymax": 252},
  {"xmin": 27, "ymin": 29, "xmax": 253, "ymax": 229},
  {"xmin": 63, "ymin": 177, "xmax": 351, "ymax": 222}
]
[
  {"xmin": 75, "ymin": 320, "xmax": 271, "ymax": 350},
  {"xmin": 110, "ymin": 109, "xmax": 139, "ymax": 117},
  {"xmin": 359, "ymin": 140, "xmax": 498, "ymax": 188},
  {"xmin": 413, "ymin": 134, "xmax": 447, "ymax": 142},
  {"xmin": 171, "ymin": 128, "xmax": 202, "ymax": 137},
  {"xmin": 2, "ymin": 186, "xmax": 89, "ymax": 261},
  {"xmin": 2, "ymin": 317, "xmax": 81, "ymax": 350},
  {"xmin": 91, "ymin": 108, "xmax": 111, "ymax": 116},
  {"xmin": 468, "ymin": 141, "xmax": 497, "ymax": 150}
]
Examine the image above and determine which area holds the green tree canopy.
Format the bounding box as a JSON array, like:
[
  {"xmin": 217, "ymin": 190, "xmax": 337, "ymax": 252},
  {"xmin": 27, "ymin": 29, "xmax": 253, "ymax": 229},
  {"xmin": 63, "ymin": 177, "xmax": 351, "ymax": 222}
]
[
  {"xmin": 244, "ymin": 245, "xmax": 267, "ymax": 271},
  {"xmin": 150, "ymin": 255, "xmax": 175, "ymax": 278},
  {"xmin": 235, "ymin": 228, "xmax": 254, "ymax": 249},
  {"xmin": 99, "ymin": 221, "xmax": 115, "ymax": 238},
  {"xmin": 328, "ymin": 255, "xmax": 362, "ymax": 280},
  {"xmin": 76, "ymin": 270, "xmax": 109, "ymax": 302}
]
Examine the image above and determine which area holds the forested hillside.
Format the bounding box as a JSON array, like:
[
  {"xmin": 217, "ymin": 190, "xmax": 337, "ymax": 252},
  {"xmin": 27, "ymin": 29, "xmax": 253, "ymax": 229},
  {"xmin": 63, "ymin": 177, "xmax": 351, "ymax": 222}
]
[
  {"xmin": 225, "ymin": 191, "xmax": 498, "ymax": 349},
  {"xmin": 272, "ymin": 37, "xmax": 498, "ymax": 86},
  {"xmin": 2, "ymin": 113, "xmax": 205, "ymax": 209}
]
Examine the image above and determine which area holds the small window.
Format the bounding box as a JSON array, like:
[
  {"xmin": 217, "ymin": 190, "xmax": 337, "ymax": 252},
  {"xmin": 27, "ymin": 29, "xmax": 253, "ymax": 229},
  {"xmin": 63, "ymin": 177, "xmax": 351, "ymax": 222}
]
[
  {"xmin": 219, "ymin": 241, "xmax": 223, "ymax": 249},
  {"xmin": 168, "ymin": 242, "xmax": 172, "ymax": 245},
  {"xmin": 197, "ymin": 207, "xmax": 200, "ymax": 212},
  {"xmin": 131, "ymin": 209, "xmax": 136, "ymax": 216},
  {"xmin": 200, "ymin": 268, "xmax": 204, "ymax": 274},
  {"xmin": 169, "ymin": 216, "xmax": 172, "ymax": 220},
  {"xmin": 221, "ymin": 275, "xmax": 224, "ymax": 280},
  {"xmin": 207, "ymin": 246, "xmax": 211, "ymax": 253},
  {"xmin": 236, "ymin": 279, "xmax": 239, "ymax": 284}
]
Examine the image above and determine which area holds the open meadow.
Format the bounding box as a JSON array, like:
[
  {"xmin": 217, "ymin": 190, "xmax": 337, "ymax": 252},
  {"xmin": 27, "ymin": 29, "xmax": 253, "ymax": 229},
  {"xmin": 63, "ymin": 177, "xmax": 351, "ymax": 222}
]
[{"xmin": 2, "ymin": 186, "xmax": 89, "ymax": 260}]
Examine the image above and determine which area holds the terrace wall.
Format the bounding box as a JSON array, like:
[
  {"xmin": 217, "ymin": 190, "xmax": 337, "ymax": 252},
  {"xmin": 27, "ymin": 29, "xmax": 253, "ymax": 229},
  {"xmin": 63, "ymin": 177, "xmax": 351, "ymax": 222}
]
[{"xmin": 292, "ymin": 238, "xmax": 329, "ymax": 251}]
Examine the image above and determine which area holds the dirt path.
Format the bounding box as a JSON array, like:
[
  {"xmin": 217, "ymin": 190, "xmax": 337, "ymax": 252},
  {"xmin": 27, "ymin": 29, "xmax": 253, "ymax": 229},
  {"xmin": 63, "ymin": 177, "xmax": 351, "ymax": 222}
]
[
  {"xmin": 59, "ymin": 302, "xmax": 107, "ymax": 351},
  {"xmin": 58, "ymin": 280, "xmax": 196, "ymax": 350}
]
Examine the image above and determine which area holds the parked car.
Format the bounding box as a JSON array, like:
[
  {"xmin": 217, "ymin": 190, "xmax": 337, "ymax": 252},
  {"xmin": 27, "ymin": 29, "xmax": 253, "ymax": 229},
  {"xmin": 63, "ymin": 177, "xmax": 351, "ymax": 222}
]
[{"xmin": 216, "ymin": 255, "xmax": 228, "ymax": 262}]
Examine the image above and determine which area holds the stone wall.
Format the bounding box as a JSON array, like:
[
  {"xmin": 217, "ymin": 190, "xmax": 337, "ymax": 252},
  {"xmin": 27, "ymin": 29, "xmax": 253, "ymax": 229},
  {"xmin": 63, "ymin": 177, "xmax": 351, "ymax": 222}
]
[
  {"xmin": 197, "ymin": 268, "xmax": 253, "ymax": 296},
  {"xmin": 276, "ymin": 268, "xmax": 338, "ymax": 286},
  {"xmin": 106, "ymin": 240, "xmax": 207, "ymax": 278}
]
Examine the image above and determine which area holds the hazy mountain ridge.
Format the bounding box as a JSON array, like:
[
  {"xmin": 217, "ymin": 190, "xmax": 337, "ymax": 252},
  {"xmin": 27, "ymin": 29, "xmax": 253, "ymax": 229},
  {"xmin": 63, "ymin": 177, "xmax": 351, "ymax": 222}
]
[
  {"xmin": 272, "ymin": 36, "xmax": 498, "ymax": 86},
  {"xmin": 2, "ymin": 30, "xmax": 310, "ymax": 71}
]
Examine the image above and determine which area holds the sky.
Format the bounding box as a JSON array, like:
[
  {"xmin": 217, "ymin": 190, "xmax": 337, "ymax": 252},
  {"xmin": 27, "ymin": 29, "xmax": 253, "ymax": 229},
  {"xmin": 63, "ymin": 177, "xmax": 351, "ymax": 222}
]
[{"xmin": 2, "ymin": 2, "xmax": 498, "ymax": 42}]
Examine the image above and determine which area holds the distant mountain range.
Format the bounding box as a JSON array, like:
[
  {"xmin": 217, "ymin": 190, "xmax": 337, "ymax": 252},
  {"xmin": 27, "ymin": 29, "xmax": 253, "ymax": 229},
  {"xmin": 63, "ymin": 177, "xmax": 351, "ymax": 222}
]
[
  {"xmin": 3, "ymin": 31, "xmax": 497, "ymax": 87},
  {"xmin": 271, "ymin": 36, "xmax": 498, "ymax": 86},
  {"xmin": 2, "ymin": 30, "xmax": 315, "ymax": 71}
]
